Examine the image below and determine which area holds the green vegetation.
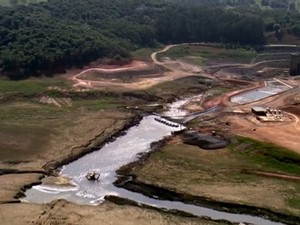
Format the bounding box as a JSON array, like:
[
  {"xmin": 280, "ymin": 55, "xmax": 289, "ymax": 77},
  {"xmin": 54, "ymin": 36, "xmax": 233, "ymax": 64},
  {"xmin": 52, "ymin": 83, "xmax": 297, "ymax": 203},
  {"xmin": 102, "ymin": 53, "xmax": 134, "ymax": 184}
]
[
  {"xmin": 146, "ymin": 76, "xmax": 211, "ymax": 100},
  {"xmin": 0, "ymin": 0, "xmax": 46, "ymax": 7},
  {"xmin": 170, "ymin": 0, "xmax": 300, "ymax": 11},
  {"xmin": 0, "ymin": 0, "xmax": 299, "ymax": 80},
  {"xmin": 288, "ymin": 196, "xmax": 300, "ymax": 209},
  {"xmin": 0, "ymin": 0, "xmax": 267, "ymax": 79},
  {"xmin": 157, "ymin": 45, "xmax": 257, "ymax": 64},
  {"xmin": 132, "ymin": 48, "xmax": 160, "ymax": 62},
  {"xmin": 229, "ymin": 136, "xmax": 300, "ymax": 175},
  {"xmin": 0, "ymin": 78, "xmax": 66, "ymax": 95},
  {"xmin": 72, "ymin": 99, "xmax": 124, "ymax": 111}
]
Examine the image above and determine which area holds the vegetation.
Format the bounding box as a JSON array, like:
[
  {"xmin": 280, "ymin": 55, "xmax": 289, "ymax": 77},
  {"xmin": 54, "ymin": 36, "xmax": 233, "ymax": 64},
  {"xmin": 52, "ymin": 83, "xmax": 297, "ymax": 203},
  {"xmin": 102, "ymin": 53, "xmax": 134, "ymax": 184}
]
[
  {"xmin": 229, "ymin": 136, "xmax": 300, "ymax": 175},
  {"xmin": 0, "ymin": 0, "xmax": 267, "ymax": 79},
  {"xmin": 0, "ymin": 0, "xmax": 46, "ymax": 7},
  {"xmin": 0, "ymin": 0, "xmax": 299, "ymax": 79},
  {"xmin": 157, "ymin": 45, "xmax": 257, "ymax": 64},
  {"xmin": 0, "ymin": 78, "xmax": 66, "ymax": 95}
]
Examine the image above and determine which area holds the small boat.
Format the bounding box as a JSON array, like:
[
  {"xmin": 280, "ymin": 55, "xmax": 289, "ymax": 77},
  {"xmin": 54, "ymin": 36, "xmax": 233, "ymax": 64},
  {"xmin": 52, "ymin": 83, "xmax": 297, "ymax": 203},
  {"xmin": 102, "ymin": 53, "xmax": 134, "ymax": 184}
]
[{"xmin": 86, "ymin": 171, "xmax": 100, "ymax": 181}]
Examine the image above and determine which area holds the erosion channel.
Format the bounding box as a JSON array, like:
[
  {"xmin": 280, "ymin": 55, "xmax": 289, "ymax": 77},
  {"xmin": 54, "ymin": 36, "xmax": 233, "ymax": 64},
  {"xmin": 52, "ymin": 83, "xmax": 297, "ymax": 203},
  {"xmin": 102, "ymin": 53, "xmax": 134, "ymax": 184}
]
[{"xmin": 23, "ymin": 95, "xmax": 286, "ymax": 225}]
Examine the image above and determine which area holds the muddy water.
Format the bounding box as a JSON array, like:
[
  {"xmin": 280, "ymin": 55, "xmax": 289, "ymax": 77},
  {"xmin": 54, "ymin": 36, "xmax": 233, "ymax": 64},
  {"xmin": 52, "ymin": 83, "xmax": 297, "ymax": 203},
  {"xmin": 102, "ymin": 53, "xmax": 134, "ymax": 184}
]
[{"xmin": 23, "ymin": 97, "xmax": 285, "ymax": 225}]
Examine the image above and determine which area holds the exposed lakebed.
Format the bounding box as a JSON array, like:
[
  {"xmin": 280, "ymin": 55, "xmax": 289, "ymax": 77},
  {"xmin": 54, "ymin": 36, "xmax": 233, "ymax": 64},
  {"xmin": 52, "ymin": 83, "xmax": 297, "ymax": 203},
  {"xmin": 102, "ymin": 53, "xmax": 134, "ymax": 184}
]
[{"xmin": 22, "ymin": 95, "xmax": 288, "ymax": 225}]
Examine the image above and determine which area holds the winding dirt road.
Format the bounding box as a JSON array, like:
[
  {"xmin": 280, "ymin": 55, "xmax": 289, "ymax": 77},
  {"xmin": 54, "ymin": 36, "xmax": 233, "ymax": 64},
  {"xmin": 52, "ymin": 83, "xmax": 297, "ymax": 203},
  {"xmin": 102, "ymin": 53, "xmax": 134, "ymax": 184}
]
[{"xmin": 69, "ymin": 44, "xmax": 213, "ymax": 90}]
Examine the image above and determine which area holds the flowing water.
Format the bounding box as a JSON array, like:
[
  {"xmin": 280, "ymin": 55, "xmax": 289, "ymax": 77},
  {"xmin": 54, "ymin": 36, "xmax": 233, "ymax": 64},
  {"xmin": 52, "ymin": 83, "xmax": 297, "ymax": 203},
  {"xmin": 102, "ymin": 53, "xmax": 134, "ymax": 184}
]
[{"xmin": 23, "ymin": 96, "xmax": 285, "ymax": 225}]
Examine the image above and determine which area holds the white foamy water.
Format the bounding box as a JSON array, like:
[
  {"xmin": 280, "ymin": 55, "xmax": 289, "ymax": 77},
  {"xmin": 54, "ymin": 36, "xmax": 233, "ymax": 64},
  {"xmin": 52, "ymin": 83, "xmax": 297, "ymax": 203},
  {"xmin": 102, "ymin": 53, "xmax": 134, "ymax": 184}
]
[
  {"xmin": 24, "ymin": 115, "xmax": 183, "ymax": 205},
  {"xmin": 163, "ymin": 94, "xmax": 203, "ymax": 118}
]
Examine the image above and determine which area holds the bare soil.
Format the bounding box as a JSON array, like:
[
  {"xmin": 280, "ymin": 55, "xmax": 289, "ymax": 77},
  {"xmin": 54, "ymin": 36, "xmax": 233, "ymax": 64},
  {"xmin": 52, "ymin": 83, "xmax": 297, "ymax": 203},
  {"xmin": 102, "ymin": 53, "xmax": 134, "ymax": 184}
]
[
  {"xmin": 132, "ymin": 143, "xmax": 300, "ymax": 217},
  {"xmin": 282, "ymin": 105, "xmax": 300, "ymax": 117},
  {"xmin": 0, "ymin": 200, "xmax": 224, "ymax": 225},
  {"xmin": 1, "ymin": 43, "xmax": 300, "ymax": 225},
  {"xmin": 225, "ymin": 114, "xmax": 300, "ymax": 155}
]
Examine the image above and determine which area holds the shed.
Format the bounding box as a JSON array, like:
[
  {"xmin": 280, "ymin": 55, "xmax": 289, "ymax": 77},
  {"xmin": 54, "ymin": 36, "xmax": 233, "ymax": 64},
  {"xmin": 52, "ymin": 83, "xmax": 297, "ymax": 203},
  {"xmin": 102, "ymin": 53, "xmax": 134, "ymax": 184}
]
[{"xmin": 251, "ymin": 106, "xmax": 267, "ymax": 116}]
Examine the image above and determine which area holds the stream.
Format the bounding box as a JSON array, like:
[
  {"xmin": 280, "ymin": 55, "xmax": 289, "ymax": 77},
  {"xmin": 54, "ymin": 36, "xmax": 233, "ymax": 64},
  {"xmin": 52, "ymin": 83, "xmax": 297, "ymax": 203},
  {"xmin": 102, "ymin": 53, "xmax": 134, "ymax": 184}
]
[{"xmin": 23, "ymin": 95, "xmax": 285, "ymax": 225}]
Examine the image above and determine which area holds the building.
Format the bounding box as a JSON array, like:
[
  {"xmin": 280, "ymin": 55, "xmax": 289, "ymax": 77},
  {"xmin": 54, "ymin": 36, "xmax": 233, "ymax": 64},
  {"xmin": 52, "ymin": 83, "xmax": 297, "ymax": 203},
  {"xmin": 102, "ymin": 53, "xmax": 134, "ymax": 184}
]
[
  {"xmin": 251, "ymin": 106, "xmax": 267, "ymax": 116},
  {"xmin": 290, "ymin": 53, "xmax": 300, "ymax": 76}
]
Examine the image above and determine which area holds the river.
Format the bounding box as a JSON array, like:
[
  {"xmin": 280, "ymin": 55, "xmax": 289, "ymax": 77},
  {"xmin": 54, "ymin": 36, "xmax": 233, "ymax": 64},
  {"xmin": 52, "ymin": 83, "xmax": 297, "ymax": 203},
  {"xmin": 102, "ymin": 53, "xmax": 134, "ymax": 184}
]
[{"xmin": 23, "ymin": 95, "xmax": 285, "ymax": 225}]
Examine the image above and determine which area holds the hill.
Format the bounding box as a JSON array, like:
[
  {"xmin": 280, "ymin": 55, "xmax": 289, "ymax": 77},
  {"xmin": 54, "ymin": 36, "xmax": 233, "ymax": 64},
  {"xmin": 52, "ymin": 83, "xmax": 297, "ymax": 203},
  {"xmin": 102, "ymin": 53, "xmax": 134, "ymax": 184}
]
[{"xmin": 0, "ymin": 0, "xmax": 45, "ymax": 6}]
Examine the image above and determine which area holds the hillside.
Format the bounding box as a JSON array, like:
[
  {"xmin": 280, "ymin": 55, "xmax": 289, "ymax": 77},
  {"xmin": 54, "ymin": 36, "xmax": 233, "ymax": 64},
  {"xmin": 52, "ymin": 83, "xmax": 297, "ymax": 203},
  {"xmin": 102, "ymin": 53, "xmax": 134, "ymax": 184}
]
[
  {"xmin": 0, "ymin": 0, "xmax": 45, "ymax": 6},
  {"xmin": 0, "ymin": 0, "xmax": 299, "ymax": 80},
  {"xmin": 0, "ymin": 0, "xmax": 265, "ymax": 80}
]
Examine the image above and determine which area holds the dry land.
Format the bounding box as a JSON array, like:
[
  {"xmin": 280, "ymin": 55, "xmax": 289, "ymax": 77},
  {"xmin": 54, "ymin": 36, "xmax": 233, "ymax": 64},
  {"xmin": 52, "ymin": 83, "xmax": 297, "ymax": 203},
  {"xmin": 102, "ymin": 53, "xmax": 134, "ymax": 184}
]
[
  {"xmin": 1, "ymin": 44, "xmax": 300, "ymax": 224},
  {"xmin": 0, "ymin": 201, "xmax": 226, "ymax": 225},
  {"xmin": 131, "ymin": 139, "xmax": 300, "ymax": 217}
]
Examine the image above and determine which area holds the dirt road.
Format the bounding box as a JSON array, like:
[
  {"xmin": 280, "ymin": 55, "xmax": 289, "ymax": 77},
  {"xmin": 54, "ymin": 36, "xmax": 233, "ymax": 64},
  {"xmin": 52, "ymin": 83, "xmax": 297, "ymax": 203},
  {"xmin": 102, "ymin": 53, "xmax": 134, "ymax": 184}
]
[{"xmin": 69, "ymin": 44, "xmax": 214, "ymax": 90}]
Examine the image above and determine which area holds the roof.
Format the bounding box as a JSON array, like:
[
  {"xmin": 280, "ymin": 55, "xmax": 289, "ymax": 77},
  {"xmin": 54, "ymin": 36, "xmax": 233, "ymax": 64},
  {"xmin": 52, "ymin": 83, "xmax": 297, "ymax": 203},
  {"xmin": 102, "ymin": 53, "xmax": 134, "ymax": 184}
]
[{"xmin": 251, "ymin": 106, "xmax": 267, "ymax": 112}]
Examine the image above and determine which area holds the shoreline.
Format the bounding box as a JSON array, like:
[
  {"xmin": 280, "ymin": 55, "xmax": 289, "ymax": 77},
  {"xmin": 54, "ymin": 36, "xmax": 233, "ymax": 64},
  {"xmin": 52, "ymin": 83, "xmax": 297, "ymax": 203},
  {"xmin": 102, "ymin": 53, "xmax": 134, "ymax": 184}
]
[
  {"xmin": 13, "ymin": 114, "xmax": 143, "ymax": 202},
  {"xmin": 114, "ymin": 135, "xmax": 300, "ymax": 225}
]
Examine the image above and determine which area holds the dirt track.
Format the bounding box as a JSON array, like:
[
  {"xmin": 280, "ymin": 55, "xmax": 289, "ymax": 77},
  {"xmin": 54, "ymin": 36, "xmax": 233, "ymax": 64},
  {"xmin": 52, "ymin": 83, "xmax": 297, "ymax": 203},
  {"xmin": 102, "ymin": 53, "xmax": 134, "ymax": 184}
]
[
  {"xmin": 68, "ymin": 44, "xmax": 300, "ymax": 154},
  {"xmin": 69, "ymin": 45, "xmax": 215, "ymax": 90}
]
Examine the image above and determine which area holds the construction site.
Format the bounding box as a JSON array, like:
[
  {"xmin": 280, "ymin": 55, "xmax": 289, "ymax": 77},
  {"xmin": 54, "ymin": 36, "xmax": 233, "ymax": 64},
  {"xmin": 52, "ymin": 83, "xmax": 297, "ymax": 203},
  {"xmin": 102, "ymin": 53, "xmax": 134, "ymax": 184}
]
[
  {"xmin": 1, "ymin": 43, "xmax": 300, "ymax": 225},
  {"xmin": 64, "ymin": 43, "xmax": 300, "ymax": 154}
]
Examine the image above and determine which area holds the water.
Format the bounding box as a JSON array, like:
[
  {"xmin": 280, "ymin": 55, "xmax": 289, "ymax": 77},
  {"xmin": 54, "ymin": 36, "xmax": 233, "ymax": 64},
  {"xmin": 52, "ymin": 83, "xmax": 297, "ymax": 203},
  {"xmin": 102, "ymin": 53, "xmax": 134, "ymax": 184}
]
[
  {"xmin": 231, "ymin": 81, "xmax": 290, "ymax": 104},
  {"xmin": 163, "ymin": 94, "xmax": 203, "ymax": 120},
  {"xmin": 24, "ymin": 115, "xmax": 183, "ymax": 205},
  {"xmin": 22, "ymin": 97, "xmax": 285, "ymax": 225}
]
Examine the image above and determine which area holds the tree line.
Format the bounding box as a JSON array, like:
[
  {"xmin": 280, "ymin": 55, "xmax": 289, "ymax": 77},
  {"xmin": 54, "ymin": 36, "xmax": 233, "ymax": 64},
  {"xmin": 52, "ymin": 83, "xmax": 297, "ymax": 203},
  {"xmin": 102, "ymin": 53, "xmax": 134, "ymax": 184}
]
[{"xmin": 0, "ymin": 0, "xmax": 275, "ymax": 79}]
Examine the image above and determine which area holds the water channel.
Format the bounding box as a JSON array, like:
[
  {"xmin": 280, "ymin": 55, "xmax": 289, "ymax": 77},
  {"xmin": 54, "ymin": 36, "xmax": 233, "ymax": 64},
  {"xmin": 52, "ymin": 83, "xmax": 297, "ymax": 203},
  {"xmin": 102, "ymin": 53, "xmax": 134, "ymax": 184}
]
[
  {"xmin": 231, "ymin": 80, "xmax": 290, "ymax": 104},
  {"xmin": 23, "ymin": 95, "xmax": 285, "ymax": 225}
]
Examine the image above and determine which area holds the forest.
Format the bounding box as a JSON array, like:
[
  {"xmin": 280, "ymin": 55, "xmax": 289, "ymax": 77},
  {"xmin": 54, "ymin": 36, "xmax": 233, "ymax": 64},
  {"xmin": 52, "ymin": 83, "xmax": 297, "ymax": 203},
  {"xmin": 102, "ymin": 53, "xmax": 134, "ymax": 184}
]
[{"xmin": 0, "ymin": 0, "xmax": 299, "ymax": 79}]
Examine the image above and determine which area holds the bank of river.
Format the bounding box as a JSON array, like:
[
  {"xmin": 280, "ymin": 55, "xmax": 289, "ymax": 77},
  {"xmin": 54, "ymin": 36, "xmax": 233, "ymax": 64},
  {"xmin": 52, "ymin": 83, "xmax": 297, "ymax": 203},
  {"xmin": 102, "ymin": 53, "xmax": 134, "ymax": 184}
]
[{"xmin": 22, "ymin": 95, "xmax": 291, "ymax": 225}]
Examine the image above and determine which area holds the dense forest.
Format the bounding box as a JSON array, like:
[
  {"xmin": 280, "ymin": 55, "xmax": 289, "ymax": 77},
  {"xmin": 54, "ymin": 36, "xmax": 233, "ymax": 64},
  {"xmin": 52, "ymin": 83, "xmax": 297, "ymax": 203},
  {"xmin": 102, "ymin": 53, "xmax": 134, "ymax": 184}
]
[{"xmin": 0, "ymin": 0, "xmax": 299, "ymax": 79}]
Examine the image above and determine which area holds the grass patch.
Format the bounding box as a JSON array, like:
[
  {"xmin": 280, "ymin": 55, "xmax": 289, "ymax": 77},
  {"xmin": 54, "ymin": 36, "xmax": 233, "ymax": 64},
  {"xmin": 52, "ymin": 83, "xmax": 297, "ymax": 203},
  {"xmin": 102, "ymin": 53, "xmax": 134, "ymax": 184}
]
[
  {"xmin": 205, "ymin": 86, "xmax": 233, "ymax": 98},
  {"xmin": 0, "ymin": 78, "xmax": 67, "ymax": 96},
  {"xmin": 72, "ymin": 98, "xmax": 124, "ymax": 110},
  {"xmin": 287, "ymin": 197, "xmax": 300, "ymax": 209},
  {"xmin": 146, "ymin": 76, "xmax": 209, "ymax": 100},
  {"xmin": 157, "ymin": 45, "xmax": 257, "ymax": 64},
  {"xmin": 132, "ymin": 48, "xmax": 159, "ymax": 61},
  {"xmin": 0, "ymin": 101, "xmax": 64, "ymax": 122},
  {"xmin": 229, "ymin": 136, "xmax": 300, "ymax": 176}
]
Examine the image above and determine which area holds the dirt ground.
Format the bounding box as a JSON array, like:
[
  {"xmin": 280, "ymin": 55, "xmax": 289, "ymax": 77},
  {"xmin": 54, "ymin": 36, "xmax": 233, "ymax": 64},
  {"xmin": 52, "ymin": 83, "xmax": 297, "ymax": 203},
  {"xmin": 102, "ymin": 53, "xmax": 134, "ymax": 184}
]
[
  {"xmin": 65, "ymin": 45, "xmax": 215, "ymax": 90},
  {"xmin": 219, "ymin": 83, "xmax": 300, "ymax": 154},
  {"xmin": 132, "ymin": 144, "xmax": 300, "ymax": 217},
  {"xmin": 0, "ymin": 100, "xmax": 132, "ymax": 205},
  {"xmin": 1, "ymin": 44, "xmax": 300, "ymax": 224},
  {"xmin": 0, "ymin": 201, "xmax": 225, "ymax": 225},
  {"xmin": 0, "ymin": 109, "xmax": 131, "ymax": 171},
  {"xmin": 223, "ymin": 113, "xmax": 300, "ymax": 154}
]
